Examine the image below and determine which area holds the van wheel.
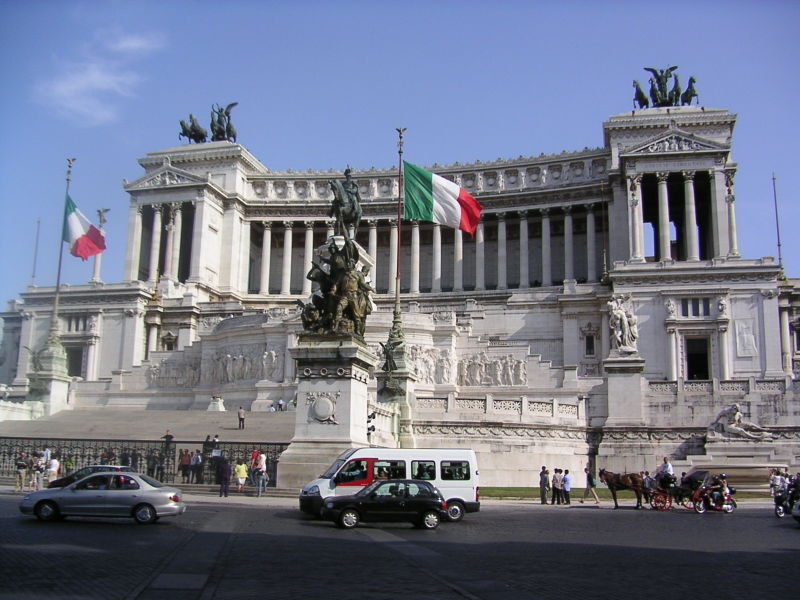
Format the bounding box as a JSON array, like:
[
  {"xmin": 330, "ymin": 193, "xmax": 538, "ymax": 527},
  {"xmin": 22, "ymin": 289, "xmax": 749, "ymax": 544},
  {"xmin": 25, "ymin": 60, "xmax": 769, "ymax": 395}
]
[
  {"xmin": 446, "ymin": 501, "xmax": 465, "ymax": 522},
  {"xmin": 338, "ymin": 508, "xmax": 359, "ymax": 529},
  {"xmin": 417, "ymin": 510, "xmax": 440, "ymax": 530}
]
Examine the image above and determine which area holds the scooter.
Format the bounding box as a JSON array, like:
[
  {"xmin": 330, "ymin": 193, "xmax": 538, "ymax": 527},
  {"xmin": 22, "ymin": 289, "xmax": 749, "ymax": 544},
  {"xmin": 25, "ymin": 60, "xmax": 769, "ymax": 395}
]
[
  {"xmin": 693, "ymin": 484, "xmax": 736, "ymax": 514},
  {"xmin": 773, "ymin": 485, "xmax": 799, "ymax": 518}
]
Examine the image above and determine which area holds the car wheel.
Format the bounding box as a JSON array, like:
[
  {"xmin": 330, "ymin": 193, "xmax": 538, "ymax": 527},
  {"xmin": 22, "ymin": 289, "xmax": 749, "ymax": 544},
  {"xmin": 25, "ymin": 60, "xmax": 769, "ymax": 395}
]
[
  {"xmin": 417, "ymin": 510, "xmax": 440, "ymax": 530},
  {"xmin": 337, "ymin": 508, "xmax": 359, "ymax": 529},
  {"xmin": 34, "ymin": 501, "xmax": 59, "ymax": 522},
  {"xmin": 693, "ymin": 500, "xmax": 706, "ymax": 514},
  {"xmin": 446, "ymin": 500, "xmax": 465, "ymax": 522},
  {"xmin": 133, "ymin": 504, "xmax": 157, "ymax": 525}
]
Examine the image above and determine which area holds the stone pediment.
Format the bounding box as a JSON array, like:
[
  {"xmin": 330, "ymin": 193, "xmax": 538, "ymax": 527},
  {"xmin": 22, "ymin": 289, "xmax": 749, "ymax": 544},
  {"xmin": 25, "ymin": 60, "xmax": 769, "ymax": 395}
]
[
  {"xmin": 622, "ymin": 129, "xmax": 728, "ymax": 157},
  {"xmin": 124, "ymin": 165, "xmax": 207, "ymax": 191}
]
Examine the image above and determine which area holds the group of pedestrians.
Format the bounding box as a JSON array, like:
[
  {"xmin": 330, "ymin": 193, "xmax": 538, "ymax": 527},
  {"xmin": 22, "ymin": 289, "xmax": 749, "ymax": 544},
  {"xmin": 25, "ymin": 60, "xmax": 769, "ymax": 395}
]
[
  {"xmin": 538, "ymin": 466, "xmax": 600, "ymax": 505},
  {"xmin": 217, "ymin": 448, "xmax": 270, "ymax": 498},
  {"xmin": 14, "ymin": 447, "xmax": 62, "ymax": 492}
]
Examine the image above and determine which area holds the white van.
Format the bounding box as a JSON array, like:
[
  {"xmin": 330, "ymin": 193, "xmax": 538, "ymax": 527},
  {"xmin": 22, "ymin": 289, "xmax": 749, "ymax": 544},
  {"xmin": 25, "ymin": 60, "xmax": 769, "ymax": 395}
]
[{"xmin": 300, "ymin": 447, "xmax": 480, "ymax": 522}]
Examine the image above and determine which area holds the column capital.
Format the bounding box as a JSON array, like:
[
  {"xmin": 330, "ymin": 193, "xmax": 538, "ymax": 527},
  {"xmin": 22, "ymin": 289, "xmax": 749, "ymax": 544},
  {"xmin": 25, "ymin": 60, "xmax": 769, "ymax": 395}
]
[
  {"xmin": 366, "ymin": 219, "xmax": 378, "ymax": 228},
  {"xmin": 262, "ymin": 220, "xmax": 272, "ymax": 230},
  {"xmin": 151, "ymin": 204, "xmax": 163, "ymax": 215},
  {"xmin": 518, "ymin": 210, "xmax": 529, "ymax": 219},
  {"xmin": 628, "ymin": 174, "xmax": 642, "ymax": 192},
  {"xmin": 540, "ymin": 207, "xmax": 550, "ymax": 217},
  {"xmin": 388, "ymin": 218, "xmax": 399, "ymax": 227},
  {"xmin": 325, "ymin": 218, "xmax": 336, "ymax": 229},
  {"xmin": 282, "ymin": 221, "xmax": 294, "ymax": 230},
  {"xmin": 496, "ymin": 212, "xmax": 506, "ymax": 221},
  {"xmin": 305, "ymin": 221, "xmax": 314, "ymax": 230},
  {"xmin": 584, "ymin": 203, "xmax": 595, "ymax": 214},
  {"xmin": 724, "ymin": 169, "xmax": 736, "ymax": 194},
  {"xmin": 681, "ymin": 170, "xmax": 696, "ymax": 181},
  {"xmin": 562, "ymin": 205, "xmax": 572, "ymax": 215},
  {"xmin": 656, "ymin": 171, "xmax": 670, "ymax": 183},
  {"xmin": 410, "ymin": 219, "xmax": 420, "ymax": 227}
]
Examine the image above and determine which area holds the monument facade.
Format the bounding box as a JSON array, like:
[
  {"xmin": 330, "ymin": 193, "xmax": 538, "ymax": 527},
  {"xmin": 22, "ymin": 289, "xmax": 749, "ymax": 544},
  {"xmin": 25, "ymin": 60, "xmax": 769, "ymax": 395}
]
[{"xmin": 2, "ymin": 85, "xmax": 799, "ymax": 484}]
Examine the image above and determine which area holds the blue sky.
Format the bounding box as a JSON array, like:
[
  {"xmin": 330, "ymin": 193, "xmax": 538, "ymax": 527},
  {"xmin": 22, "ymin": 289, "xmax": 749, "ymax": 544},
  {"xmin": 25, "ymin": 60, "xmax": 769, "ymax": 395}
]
[{"xmin": 0, "ymin": 0, "xmax": 798, "ymax": 310}]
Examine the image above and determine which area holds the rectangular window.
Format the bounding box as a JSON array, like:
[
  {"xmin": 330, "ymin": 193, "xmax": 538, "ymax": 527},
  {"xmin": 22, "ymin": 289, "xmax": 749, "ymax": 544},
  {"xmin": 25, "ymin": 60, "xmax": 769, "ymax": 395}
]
[
  {"xmin": 685, "ymin": 337, "xmax": 710, "ymax": 380},
  {"xmin": 441, "ymin": 461, "xmax": 470, "ymax": 481},
  {"xmin": 374, "ymin": 460, "xmax": 406, "ymax": 480},
  {"xmin": 411, "ymin": 460, "xmax": 436, "ymax": 480},
  {"xmin": 681, "ymin": 299, "xmax": 689, "ymax": 316},
  {"xmin": 681, "ymin": 298, "xmax": 710, "ymax": 317},
  {"xmin": 584, "ymin": 335, "xmax": 595, "ymax": 357}
]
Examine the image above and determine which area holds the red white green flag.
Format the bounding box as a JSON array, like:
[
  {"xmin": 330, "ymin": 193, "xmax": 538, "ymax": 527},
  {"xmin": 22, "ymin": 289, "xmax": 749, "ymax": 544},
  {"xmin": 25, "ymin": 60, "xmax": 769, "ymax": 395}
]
[
  {"xmin": 62, "ymin": 194, "xmax": 106, "ymax": 260},
  {"xmin": 403, "ymin": 161, "xmax": 482, "ymax": 235}
]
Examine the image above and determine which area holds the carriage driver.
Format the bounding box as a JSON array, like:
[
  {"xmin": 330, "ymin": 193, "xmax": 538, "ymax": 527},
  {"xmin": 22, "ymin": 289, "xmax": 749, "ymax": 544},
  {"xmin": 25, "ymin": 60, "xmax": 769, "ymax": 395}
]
[{"xmin": 655, "ymin": 456, "xmax": 674, "ymax": 487}]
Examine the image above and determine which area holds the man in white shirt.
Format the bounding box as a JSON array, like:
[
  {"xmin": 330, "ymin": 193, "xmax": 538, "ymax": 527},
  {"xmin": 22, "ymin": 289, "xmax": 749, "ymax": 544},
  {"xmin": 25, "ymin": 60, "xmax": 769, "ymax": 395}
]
[{"xmin": 655, "ymin": 456, "xmax": 674, "ymax": 488}]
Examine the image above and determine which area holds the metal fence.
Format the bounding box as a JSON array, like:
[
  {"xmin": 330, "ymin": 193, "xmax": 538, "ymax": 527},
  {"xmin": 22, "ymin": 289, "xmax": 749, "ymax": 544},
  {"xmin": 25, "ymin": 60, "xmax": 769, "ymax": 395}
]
[{"xmin": 0, "ymin": 436, "xmax": 288, "ymax": 486}]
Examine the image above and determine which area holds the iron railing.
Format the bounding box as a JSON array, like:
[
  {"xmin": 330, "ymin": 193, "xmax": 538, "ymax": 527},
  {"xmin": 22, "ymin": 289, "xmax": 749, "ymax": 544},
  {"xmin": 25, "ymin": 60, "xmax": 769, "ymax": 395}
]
[{"xmin": 0, "ymin": 436, "xmax": 288, "ymax": 486}]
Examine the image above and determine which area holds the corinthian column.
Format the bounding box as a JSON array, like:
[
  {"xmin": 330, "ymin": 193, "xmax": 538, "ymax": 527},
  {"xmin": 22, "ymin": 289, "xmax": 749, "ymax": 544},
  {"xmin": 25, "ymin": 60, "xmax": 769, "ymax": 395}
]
[
  {"xmin": 432, "ymin": 223, "xmax": 442, "ymax": 293},
  {"xmin": 302, "ymin": 222, "xmax": 314, "ymax": 296},
  {"xmin": 475, "ymin": 222, "xmax": 485, "ymax": 291},
  {"xmin": 725, "ymin": 172, "xmax": 740, "ymax": 257},
  {"xmin": 148, "ymin": 205, "xmax": 162, "ymax": 284},
  {"xmin": 170, "ymin": 203, "xmax": 182, "ymax": 281},
  {"xmin": 682, "ymin": 171, "xmax": 700, "ymax": 261},
  {"xmin": 259, "ymin": 222, "xmax": 272, "ymax": 295},
  {"xmin": 628, "ymin": 175, "xmax": 644, "ymax": 262},
  {"xmin": 453, "ymin": 228, "xmax": 463, "ymax": 292},
  {"xmin": 367, "ymin": 219, "xmax": 378, "ymax": 283},
  {"xmin": 497, "ymin": 214, "xmax": 507, "ymax": 290},
  {"xmin": 657, "ymin": 172, "xmax": 671, "ymax": 261},
  {"xmin": 280, "ymin": 221, "xmax": 293, "ymax": 295},
  {"xmin": 563, "ymin": 206, "xmax": 574, "ymax": 281},
  {"xmin": 518, "ymin": 211, "xmax": 529, "ymax": 289},
  {"xmin": 163, "ymin": 210, "xmax": 175, "ymax": 282},
  {"xmin": 541, "ymin": 208, "xmax": 551, "ymax": 286},
  {"xmin": 410, "ymin": 220, "xmax": 420, "ymax": 294},
  {"xmin": 586, "ymin": 205, "xmax": 597, "ymax": 282},
  {"xmin": 124, "ymin": 205, "xmax": 143, "ymax": 281}
]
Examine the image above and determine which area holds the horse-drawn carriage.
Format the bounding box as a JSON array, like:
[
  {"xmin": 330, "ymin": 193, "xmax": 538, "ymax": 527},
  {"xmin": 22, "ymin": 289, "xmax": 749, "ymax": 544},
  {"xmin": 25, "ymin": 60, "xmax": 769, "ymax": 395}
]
[{"xmin": 647, "ymin": 472, "xmax": 704, "ymax": 511}]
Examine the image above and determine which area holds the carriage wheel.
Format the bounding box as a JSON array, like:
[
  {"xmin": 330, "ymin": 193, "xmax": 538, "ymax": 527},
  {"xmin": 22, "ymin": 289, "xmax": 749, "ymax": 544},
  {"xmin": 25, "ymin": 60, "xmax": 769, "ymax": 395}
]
[
  {"xmin": 651, "ymin": 493, "xmax": 669, "ymax": 511},
  {"xmin": 679, "ymin": 495, "xmax": 695, "ymax": 510}
]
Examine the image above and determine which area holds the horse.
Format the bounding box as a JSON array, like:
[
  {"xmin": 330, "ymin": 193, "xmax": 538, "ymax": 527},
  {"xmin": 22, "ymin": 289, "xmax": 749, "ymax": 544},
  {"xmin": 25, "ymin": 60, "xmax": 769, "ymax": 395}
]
[
  {"xmin": 328, "ymin": 179, "xmax": 363, "ymax": 237},
  {"xmin": 668, "ymin": 73, "xmax": 681, "ymax": 107},
  {"xmin": 598, "ymin": 468, "xmax": 645, "ymax": 509},
  {"xmin": 632, "ymin": 80, "xmax": 649, "ymax": 109},
  {"xmin": 179, "ymin": 114, "xmax": 207, "ymax": 144},
  {"xmin": 681, "ymin": 76, "xmax": 698, "ymax": 106}
]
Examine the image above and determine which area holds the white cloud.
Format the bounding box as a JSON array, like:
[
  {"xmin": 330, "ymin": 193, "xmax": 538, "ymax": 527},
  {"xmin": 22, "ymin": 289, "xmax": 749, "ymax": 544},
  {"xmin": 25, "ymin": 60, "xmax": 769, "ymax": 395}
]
[
  {"xmin": 36, "ymin": 60, "xmax": 141, "ymax": 126},
  {"xmin": 104, "ymin": 32, "xmax": 166, "ymax": 55},
  {"xmin": 35, "ymin": 29, "xmax": 164, "ymax": 126}
]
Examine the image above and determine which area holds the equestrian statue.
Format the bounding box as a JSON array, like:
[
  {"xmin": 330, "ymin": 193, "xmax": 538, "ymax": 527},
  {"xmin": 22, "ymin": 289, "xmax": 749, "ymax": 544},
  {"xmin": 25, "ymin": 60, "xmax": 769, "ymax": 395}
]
[{"xmin": 328, "ymin": 168, "xmax": 363, "ymax": 238}]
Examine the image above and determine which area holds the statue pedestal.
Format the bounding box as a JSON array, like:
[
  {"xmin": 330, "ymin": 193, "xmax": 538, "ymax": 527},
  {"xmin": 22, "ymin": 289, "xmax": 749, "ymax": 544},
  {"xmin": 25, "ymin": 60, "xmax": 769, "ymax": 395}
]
[
  {"xmin": 376, "ymin": 367, "xmax": 417, "ymax": 448},
  {"xmin": 207, "ymin": 396, "xmax": 226, "ymax": 411},
  {"xmin": 603, "ymin": 354, "xmax": 645, "ymax": 426},
  {"xmin": 27, "ymin": 339, "xmax": 72, "ymax": 417},
  {"xmin": 276, "ymin": 334, "xmax": 378, "ymax": 489}
]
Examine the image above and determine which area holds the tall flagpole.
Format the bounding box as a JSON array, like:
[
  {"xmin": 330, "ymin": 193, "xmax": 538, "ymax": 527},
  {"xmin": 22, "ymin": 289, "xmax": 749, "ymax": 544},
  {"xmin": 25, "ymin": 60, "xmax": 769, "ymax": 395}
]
[
  {"xmin": 394, "ymin": 128, "xmax": 406, "ymax": 315},
  {"xmin": 47, "ymin": 158, "xmax": 76, "ymax": 346},
  {"xmin": 771, "ymin": 173, "xmax": 783, "ymax": 272}
]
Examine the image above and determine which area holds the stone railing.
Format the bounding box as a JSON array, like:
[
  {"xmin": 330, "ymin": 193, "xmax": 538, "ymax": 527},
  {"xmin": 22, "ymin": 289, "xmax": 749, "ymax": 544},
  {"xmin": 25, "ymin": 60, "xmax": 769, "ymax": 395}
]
[
  {"xmin": 648, "ymin": 379, "xmax": 789, "ymax": 395},
  {"xmin": 415, "ymin": 395, "xmax": 584, "ymax": 421}
]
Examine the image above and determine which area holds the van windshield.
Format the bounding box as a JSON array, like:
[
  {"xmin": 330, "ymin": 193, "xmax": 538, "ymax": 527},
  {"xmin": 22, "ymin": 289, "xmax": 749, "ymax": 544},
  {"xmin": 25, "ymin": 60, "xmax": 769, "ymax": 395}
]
[{"xmin": 320, "ymin": 459, "xmax": 345, "ymax": 479}]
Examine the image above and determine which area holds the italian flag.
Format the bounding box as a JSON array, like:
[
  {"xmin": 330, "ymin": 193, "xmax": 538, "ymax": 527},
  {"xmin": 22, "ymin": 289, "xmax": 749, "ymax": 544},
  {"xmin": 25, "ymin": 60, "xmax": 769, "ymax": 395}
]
[
  {"xmin": 63, "ymin": 194, "xmax": 106, "ymax": 260},
  {"xmin": 403, "ymin": 161, "xmax": 483, "ymax": 235}
]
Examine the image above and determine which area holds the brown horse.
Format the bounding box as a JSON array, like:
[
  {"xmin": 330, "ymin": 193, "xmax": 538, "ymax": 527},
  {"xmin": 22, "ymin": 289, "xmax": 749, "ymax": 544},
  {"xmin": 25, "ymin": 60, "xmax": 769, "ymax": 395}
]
[{"xmin": 598, "ymin": 469, "xmax": 645, "ymax": 509}]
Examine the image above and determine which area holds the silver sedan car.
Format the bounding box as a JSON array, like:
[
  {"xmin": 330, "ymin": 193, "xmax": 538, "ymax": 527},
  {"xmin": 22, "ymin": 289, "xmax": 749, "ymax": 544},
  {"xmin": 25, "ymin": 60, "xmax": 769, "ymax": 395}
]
[{"xmin": 20, "ymin": 472, "xmax": 186, "ymax": 524}]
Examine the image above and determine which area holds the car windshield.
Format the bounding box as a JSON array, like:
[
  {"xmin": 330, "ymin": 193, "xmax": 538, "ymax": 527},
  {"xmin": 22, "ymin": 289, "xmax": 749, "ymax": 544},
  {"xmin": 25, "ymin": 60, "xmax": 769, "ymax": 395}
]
[
  {"xmin": 356, "ymin": 480, "xmax": 388, "ymax": 496},
  {"xmin": 320, "ymin": 459, "xmax": 345, "ymax": 479},
  {"xmin": 139, "ymin": 475, "xmax": 164, "ymax": 488}
]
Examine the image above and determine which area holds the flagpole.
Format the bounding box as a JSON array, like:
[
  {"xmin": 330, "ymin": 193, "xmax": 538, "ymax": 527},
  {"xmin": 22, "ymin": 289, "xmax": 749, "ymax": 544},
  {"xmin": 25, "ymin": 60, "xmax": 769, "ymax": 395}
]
[
  {"xmin": 771, "ymin": 173, "xmax": 783, "ymax": 272},
  {"xmin": 47, "ymin": 158, "xmax": 75, "ymax": 344},
  {"xmin": 394, "ymin": 128, "xmax": 406, "ymax": 313}
]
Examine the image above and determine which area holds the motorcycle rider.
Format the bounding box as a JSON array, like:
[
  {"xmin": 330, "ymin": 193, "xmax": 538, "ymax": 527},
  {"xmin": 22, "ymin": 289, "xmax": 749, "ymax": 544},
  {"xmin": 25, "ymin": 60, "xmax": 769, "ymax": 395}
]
[{"xmin": 708, "ymin": 473, "xmax": 728, "ymax": 508}]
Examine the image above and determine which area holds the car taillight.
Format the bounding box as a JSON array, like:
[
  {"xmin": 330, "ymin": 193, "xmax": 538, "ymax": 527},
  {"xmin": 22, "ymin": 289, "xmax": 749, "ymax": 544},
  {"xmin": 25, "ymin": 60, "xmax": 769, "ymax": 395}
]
[
  {"xmin": 169, "ymin": 494, "xmax": 181, "ymax": 502},
  {"xmin": 440, "ymin": 500, "xmax": 447, "ymax": 510},
  {"xmin": 476, "ymin": 486, "xmax": 480, "ymax": 501}
]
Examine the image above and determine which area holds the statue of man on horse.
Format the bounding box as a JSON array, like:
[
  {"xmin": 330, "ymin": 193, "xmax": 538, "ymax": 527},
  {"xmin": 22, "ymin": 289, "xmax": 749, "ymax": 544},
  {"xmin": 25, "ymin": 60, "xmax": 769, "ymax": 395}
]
[{"xmin": 328, "ymin": 168, "xmax": 363, "ymax": 238}]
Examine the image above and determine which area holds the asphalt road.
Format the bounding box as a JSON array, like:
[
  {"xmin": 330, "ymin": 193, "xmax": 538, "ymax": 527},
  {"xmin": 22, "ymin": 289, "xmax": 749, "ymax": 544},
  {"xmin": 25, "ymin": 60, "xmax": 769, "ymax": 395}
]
[{"xmin": 0, "ymin": 490, "xmax": 795, "ymax": 600}]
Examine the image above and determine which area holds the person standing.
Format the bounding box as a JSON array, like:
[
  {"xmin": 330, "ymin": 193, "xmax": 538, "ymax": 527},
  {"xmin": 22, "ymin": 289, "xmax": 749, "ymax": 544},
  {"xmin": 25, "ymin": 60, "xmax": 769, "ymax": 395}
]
[
  {"xmin": 562, "ymin": 469, "xmax": 572, "ymax": 504},
  {"xmin": 237, "ymin": 406, "xmax": 246, "ymax": 430},
  {"xmin": 191, "ymin": 449, "xmax": 203, "ymax": 484},
  {"xmin": 218, "ymin": 459, "xmax": 232, "ymax": 497},
  {"xmin": 233, "ymin": 459, "xmax": 248, "ymax": 493},
  {"xmin": 15, "ymin": 452, "xmax": 28, "ymax": 493},
  {"xmin": 580, "ymin": 467, "xmax": 601, "ymax": 504},
  {"xmin": 538, "ymin": 466, "xmax": 550, "ymax": 505},
  {"xmin": 47, "ymin": 456, "xmax": 60, "ymax": 483},
  {"xmin": 277, "ymin": 398, "xmax": 285, "ymax": 412},
  {"xmin": 551, "ymin": 468, "xmax": 563, "ymax": 505}
]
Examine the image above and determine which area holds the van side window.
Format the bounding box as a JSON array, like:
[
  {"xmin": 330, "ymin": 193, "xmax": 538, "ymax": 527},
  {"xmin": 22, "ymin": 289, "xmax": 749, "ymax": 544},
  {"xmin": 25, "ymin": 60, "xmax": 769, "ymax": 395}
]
[
  {"xmin": 441, "ymin": 461, "xmax": 470, "ymax": 481},
  {"xmin": 411, "ymin": 461, "xmax": 436, "ymax": 480},
  {"xmin": 374, "ymin": 460, "xmax": 406, "ymax": 480},
  {"xmin": 338, "ymin": 460, "xmax": 368, "ymax": 483}
]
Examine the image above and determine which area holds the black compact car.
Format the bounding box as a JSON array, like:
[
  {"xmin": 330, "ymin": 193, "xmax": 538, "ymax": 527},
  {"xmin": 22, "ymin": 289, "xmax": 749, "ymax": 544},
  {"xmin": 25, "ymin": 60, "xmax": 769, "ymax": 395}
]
[
  {"xmin": 47, "ymin": 465, "xmax": 134, "ymax": 488},
  {"xmin": 321, "ymin": 479, "xmax": 447, "ymax": 530}
]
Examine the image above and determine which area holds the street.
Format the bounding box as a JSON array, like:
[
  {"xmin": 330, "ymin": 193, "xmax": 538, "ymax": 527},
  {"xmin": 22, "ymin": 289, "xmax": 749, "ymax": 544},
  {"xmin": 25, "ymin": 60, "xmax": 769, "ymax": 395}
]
[{"xmin": 0, "ymin": 491, "xmax": 796, "ymax": 600}]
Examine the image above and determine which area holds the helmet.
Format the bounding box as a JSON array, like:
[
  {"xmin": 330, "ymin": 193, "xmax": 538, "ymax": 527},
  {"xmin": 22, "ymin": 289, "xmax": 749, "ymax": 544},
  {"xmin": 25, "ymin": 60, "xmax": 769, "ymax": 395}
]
[{"xmin": 719, "ymin": 473, "xmax": 727, "ymax": 479}]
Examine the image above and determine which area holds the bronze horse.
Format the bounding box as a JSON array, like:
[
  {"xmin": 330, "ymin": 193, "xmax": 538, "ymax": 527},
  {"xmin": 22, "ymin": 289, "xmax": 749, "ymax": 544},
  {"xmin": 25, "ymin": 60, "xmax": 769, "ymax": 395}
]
[{"xmin": 598, "ymin": 468, "xmax": 645, "ymax": 509}]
